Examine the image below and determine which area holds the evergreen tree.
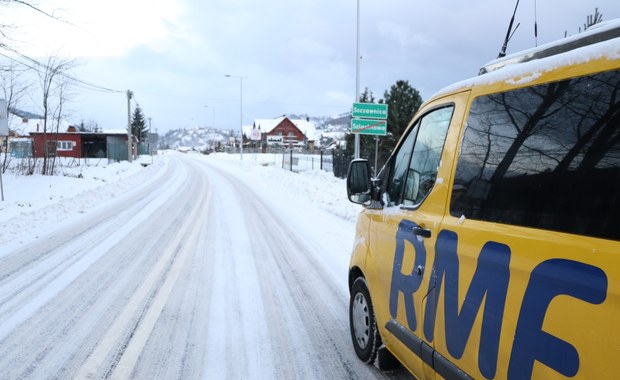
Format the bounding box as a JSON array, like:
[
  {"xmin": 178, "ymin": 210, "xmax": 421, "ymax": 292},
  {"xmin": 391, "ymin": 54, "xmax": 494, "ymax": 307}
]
[
  {"xmin": 378, "ymin": 80, "xmax": 422, "ymax": 168},
  {"xmin": 383, "ymin": 80, "xmax": 422, "ymax": 143},
  {"xmin": 344, "ymin": 82, "xmax": 423, "ymax": 173},
  {"xmin": 358, "ymin": 86, "xmax": 376, "ymax": 103},
  {"xmin": 131, "ymin": 105, "xmax": 148, "ymax": 142}
]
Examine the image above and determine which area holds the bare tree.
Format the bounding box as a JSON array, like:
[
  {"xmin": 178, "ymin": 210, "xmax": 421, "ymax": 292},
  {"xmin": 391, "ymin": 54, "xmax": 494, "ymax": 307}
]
[
  {"xmin": 38, "ymin": 55, "xmax": 76, "ymax": 175},
  {"xmin": 0, "ymin": 62, "xmax": 31, "ymax": 171},
  {"xmin": 1, "ymin": 1, "xmax": 47, "ymax": 43}
]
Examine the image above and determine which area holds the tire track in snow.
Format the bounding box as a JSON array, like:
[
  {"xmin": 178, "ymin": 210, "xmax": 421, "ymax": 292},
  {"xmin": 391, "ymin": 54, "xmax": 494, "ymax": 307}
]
[
  {"xmin": 197, "ymin": 161, "xmax": 275, "ymax": 379},
  {"xmin": 194, "ymin": 160, "xmax": 393, "ymax": 379},
  {"xmin": 74, "ymin": 159, "xmax": 211, "ymax": 379},
  {"xmin": 0, "ymin": 158, "xmax": 187, "ymax": 344},
  {"xmin": 0, "ymin": 156, "xmax": 205, "ymax": 378}
]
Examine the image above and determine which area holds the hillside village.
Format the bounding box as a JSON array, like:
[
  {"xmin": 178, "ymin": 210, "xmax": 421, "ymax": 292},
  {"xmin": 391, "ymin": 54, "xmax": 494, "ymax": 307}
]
[
  {"xmin": 159, "ymin": 113, "xmax": 351, "ymax": 153},
  {"xmin": 2, "ymin": 108, "xmax": 351, "ymax": 163}
]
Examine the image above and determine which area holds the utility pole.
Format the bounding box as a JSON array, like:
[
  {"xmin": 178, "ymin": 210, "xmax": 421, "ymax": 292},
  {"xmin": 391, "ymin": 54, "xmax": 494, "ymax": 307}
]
[
  {"xmin": 354, "ymin": 0, "xmax": 361, "ymax": 159},
  {"xmin": 148, "ymin": 117, "xmax": 152, "ymax": 156},
  {"xmin": 127, "ymin": 90, "xmax": 133, "ymax": 162}
]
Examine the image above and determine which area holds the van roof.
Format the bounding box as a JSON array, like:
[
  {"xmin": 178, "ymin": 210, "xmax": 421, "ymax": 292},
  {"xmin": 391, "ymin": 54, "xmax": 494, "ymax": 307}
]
[
  {"xmin": 480, "ymin": 19, "xmax": 620, "ymax": 74},
  {"xmin": 433, "ymin": 18, "xmax": 620, "ymax": 99}
]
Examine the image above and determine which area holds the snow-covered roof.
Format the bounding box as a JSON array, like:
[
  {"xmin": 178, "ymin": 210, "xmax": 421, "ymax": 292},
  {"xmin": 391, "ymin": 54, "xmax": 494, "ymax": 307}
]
[
  {"xmin": 100, "ymin": 129, "xmax": 128, "ymax": 135},
  {"xmin": 9, "ymin": 117, "xmax": 45, "ymax": 136},
  {"xmin": 242, "ymin": 125, "xmax": 254, "ymax": 137},
  {"xmin": 253, "ymin": 116, "xmax": 286, "ymax": 134},
  {"xmin": 252, "ymin": 116, "xmax": 317, "ymax": 141},
  {"xmin": 8, "ymin": 111, "xmax": 76, "ymax": 136},
  {"xmin": 293, "ymin": 118, "xmax": 317, "ymax": 141}
]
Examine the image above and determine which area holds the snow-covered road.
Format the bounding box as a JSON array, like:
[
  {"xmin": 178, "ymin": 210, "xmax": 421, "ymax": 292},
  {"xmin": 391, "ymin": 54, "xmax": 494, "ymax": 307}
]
[{"xmin": 0, "ymin": 153, "xmax": 410, "ymax": 379}]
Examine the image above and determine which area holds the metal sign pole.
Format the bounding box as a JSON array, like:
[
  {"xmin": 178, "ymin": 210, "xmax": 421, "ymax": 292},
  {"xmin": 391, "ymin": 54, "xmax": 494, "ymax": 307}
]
[
  {"xmin": 0, "ymin": 137, "xmax": 4, "ymax": 201},
  {"xmin": 0, "ymin": 99, "xmax": 7, "ymax": 201}
]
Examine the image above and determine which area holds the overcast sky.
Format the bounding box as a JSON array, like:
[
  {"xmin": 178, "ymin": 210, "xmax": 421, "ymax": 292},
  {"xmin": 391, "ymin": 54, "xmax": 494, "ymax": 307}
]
[{"xmin": 2, "ymin": 0, "xmax": 619, "ymax": 134}]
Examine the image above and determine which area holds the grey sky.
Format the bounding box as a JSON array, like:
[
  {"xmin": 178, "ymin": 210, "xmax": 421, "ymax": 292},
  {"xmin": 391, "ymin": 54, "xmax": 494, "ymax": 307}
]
[{"xmin": 3, "ymin": 0, "xmax": 619, "ymax": 133}]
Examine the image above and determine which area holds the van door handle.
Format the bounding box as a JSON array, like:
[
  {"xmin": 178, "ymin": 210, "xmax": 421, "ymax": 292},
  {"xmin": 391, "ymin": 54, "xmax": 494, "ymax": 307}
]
[{"xmin": 413, "ymin": 226, "xmax": 432, "ymax": 239}]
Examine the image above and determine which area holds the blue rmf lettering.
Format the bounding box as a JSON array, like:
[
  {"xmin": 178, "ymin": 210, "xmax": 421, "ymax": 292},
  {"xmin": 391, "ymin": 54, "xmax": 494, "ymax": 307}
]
[
  {"xmin": 390, "ymin": 224, "xmax": 609, "ymax": 379},
  {"xmin": 423, "ymin": 230, "xmax": 511, "ymax": 379},
  {"xmin": 389, "ymin": 220, "xmax": 427, "ymax": 331},
  {"xmin": 508, "ymin": 259, "xmax": 607, "ymax": 379}
]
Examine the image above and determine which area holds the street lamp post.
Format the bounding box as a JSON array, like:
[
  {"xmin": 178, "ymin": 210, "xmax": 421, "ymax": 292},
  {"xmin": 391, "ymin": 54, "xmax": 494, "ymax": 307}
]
[
  {"xmin": 354, "ymin": 0, "xmax": 361, "ymax": 159},
  {"xmin": 225, "ymin": 74, "xmax": 245, "ymax": 160},
  {"xmin": 126, "ymin": 90, "xmax": 133, "ymax": 162}
]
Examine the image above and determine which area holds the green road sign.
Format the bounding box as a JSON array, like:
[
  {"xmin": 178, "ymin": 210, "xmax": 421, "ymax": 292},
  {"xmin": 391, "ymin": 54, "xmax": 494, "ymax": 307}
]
[
  {"xmin": 351, "ymin": 118, "xmax": 387, "ymax": 135},
  {"xmin": 352, "ymin": 102, "xmax": 388, "ymax": 119}
]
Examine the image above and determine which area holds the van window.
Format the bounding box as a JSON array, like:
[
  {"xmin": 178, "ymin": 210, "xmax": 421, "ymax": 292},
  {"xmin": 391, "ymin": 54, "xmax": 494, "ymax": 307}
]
[
  {"xmin": 387, "ymin": 106, "xmax": 454, "ymax": 206},
  {"xmin": 451, "ymin": 69, "xmax": 620, "ymax": 241}
]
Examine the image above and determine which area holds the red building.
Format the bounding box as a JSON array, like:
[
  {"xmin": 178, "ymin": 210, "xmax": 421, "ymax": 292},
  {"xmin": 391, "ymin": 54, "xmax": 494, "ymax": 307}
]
[
  {"xmin": 251, "ymin": 116, "xmax": 316, "ymax": 148},
  {"xmin": 30, "ymin": 132, "xmax": 83, "ymax": 158},
  {"xmin": 29, "ymin": 131, "xmax": 130, "ymax": 159}
]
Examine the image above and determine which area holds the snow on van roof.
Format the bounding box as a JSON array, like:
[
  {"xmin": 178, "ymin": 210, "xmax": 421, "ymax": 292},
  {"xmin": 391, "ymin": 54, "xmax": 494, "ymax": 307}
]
[{"xmin": 433, "ymin": 18, "xmax": 620, "ymax": 99}]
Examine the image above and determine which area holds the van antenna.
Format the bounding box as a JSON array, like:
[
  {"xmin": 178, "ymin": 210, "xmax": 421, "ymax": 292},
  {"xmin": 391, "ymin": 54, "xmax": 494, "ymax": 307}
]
[
  {"xmin": 534, "ymin": 0, "xmax": 538, "ymax": 46},
  {"xmin": 498, "ymin": 0, "xmax": 521, "ymax": 58}
]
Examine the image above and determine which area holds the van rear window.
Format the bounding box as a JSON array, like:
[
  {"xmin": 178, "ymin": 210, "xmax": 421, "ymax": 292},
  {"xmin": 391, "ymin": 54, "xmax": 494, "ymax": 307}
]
[{"xmin": 451, "ymin": 69, "xmax": 620, "ymax": 241}]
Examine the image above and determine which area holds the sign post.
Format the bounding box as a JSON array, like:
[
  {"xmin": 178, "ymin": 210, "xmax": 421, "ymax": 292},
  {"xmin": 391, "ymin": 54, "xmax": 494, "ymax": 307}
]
[
  {"xmin": 351, "ymin": 102, "xmax": 388, "ymax": 173},
  {"xmin": 250, "ymin": 127, "xmax": 261, "ymax": 158},
  {"xmin": 352, "ymin": 102, "xmax": 388, "ymax": 120},
  {"xmin": 351, "ymin": 102, "xmax": 388, "ymax": 136},
  {"xmin": 350, "ymin": 118, "xmax": 387, "ymax": 135},
  {"xmin": 0, "ymin": 99, "xmax": 7, "ymax": 201}
]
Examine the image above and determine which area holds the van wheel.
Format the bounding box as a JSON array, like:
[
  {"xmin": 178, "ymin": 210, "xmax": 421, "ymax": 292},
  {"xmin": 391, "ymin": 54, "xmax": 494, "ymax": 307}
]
[{"xmin": 350, "ymin": 277, "xmax": 381, "ymax": 364}]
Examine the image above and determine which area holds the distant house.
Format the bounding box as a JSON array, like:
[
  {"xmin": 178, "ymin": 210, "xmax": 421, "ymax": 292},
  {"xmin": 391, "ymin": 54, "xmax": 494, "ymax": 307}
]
[
  {"xmin": 30, "ymin": 131, "xmax": 82, "ymax": 158},
  {"xmin": 29, "ymin": 130, "xmax": 131, "ymax": 159},
  {"xmin": 248, "ymin": 116, "xmax": 317, "ymax": 149},
  {"xmin": 5, "ymin": 110, "xmax": 132, "ymax": 160}
]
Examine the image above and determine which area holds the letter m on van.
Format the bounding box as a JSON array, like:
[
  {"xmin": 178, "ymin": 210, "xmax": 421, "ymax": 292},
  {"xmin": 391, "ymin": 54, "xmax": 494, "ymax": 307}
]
[{"xmin": 423, "ymin": 230, "xmax": 511, "ymax": 379}]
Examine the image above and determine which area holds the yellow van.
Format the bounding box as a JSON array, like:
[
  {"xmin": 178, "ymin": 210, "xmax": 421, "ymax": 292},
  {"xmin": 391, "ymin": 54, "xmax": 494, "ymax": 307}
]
[{"xmin": 346, "ymin": 20, "xmax": 620, "ymax": 380}]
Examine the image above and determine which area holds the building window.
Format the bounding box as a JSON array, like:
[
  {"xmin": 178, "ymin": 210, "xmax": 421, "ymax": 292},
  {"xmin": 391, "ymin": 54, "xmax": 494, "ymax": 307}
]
[{"xmin": 56, "ymin": 141, "xmax": 73, "ymax": 151}]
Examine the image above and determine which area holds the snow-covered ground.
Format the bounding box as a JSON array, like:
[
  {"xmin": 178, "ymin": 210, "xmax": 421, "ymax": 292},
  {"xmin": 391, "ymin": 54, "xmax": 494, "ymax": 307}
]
[
  {"xmin": 0, "ymin": 152, "xmax": 359, "ymax": 247},
  {"xmin": 0, "ymin": 152, "xmax": 414, "ymax": 379}
]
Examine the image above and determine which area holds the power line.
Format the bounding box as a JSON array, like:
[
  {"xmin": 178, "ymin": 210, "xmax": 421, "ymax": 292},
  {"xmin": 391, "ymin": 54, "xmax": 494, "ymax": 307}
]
[{"xmin": 0, "ymin": 47, "xmax": 124, "ymax": 94}]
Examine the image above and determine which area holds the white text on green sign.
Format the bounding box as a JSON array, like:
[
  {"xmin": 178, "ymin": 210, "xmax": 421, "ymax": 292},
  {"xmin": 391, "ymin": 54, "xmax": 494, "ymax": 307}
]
[
  {"xmin": 352, "ymin": 102, "xmax": 388, "ymax": 119},
  {"xmin": 351, "ymin": 119, "xmax": 387, "ymax": 136}
]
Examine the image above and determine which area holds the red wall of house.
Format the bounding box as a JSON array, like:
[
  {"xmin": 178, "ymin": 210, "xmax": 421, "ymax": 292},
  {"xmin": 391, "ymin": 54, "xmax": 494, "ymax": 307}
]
[
  {"xmin": 31, "ymin": 133, "xmax": 82, "ymax": 158},
  {"xmin": 267, "ymin": 119, "xmax": 305, "ymax": 143}
]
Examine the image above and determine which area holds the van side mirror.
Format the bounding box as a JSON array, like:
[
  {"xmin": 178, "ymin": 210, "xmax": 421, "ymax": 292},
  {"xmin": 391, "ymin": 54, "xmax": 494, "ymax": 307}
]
[{"xmin": 347, "ymin": 159, "xmax": 372, "ymax": 205}]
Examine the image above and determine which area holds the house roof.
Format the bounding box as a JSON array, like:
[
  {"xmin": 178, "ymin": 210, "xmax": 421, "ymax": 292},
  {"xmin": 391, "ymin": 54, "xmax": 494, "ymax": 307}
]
[
  {"xmin": 9, "ymin": 117, "xmax": 46, "ymax": 136},
  {"xmin": 8, "ymin": 108, "xmax": 76, "ymax": 136},
  {"xmin": 252, "ymin": 116, "xmax": 317, "ymax": 141}
]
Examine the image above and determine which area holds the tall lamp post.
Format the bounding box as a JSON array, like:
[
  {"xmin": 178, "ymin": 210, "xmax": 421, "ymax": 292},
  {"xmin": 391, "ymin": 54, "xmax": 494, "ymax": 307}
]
[
  {"xmin": 354, "ymin": 0, "xmax": 361, "ymax": 159},
  {"xmin": 126, "ymin": 90, "xmax": 133, "ymax": 162},
  {"xmin": 225, "ymin": 74, "xmax": 245, "ymax": 160}
]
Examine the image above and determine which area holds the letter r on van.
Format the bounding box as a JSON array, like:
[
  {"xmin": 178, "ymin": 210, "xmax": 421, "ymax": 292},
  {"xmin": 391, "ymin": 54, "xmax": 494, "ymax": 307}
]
[{"xmin": 389, "ymin": 220, "xmax": 427, "ymax": 331}]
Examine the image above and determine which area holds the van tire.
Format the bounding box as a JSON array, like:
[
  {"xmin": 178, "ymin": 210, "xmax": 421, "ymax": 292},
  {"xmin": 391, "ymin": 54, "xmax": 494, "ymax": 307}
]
[{"xmin": 349, "ymin": 277, "xmax": 381, "ymax": 365}]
